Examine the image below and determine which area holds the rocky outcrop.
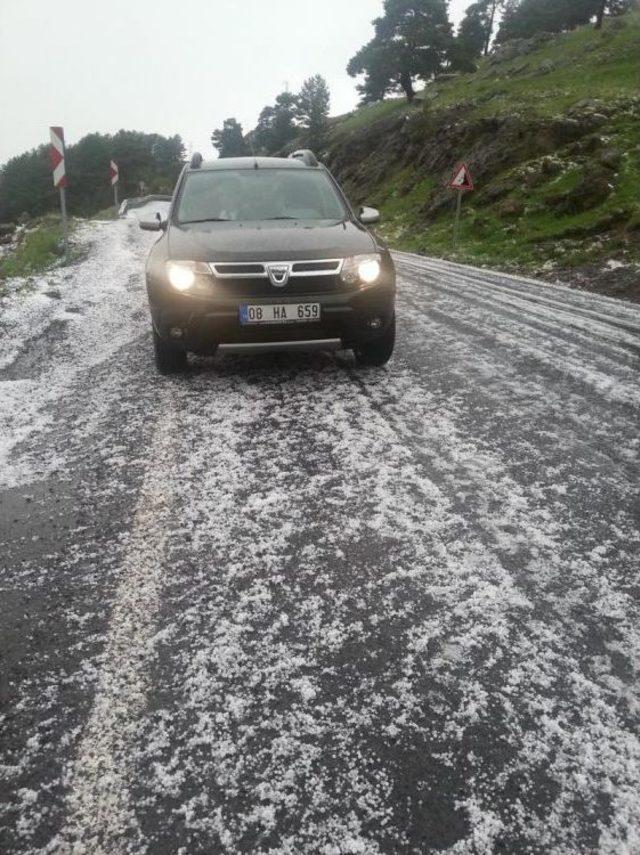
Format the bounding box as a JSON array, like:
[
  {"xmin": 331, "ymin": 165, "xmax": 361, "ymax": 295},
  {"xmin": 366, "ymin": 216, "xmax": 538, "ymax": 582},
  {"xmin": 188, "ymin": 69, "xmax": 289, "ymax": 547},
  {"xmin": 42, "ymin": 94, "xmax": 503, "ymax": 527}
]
[
  {"xmin": 324, "ymin": 97, "xmax": 640, "ymax": 224},
  {"xmin": 487, "ymin": 33, "xmax": 553, "ymax": 66}
]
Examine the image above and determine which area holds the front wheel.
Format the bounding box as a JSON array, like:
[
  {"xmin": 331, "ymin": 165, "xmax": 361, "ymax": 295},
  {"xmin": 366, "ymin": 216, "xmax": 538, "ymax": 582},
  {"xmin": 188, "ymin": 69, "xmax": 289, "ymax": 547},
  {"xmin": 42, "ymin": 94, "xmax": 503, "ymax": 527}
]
[
  {"xmin": 153, "ymin": 328, "xmax": 187, "ymax": 375},
  {"xmin": 354, "ymin": 314, "xmax": 396, "ymax": 367}
]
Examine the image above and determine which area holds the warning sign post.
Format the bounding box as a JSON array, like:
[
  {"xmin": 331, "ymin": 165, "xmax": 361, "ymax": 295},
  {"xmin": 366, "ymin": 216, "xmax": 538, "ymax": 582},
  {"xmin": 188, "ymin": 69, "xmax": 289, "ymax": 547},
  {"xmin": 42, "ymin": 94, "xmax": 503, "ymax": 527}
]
[
  {"xmin": 449, "ymin": 163, "xmax": 474, "ymax": 249},
  {"xmin": 109, "ymin": 160, "xmax": 120, "ymax": 209},
  {"xmin": 49, "ymin": 126, "xmax": 69, "ymax": 256}
]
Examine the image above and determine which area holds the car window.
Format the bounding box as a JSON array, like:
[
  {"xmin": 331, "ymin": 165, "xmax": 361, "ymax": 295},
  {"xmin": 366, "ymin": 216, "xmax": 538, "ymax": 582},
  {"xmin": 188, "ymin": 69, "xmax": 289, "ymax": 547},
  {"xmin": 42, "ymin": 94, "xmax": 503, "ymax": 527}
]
[{"xmin": 177, "ymin": 168, "xmax": 346, "ymax": 223}]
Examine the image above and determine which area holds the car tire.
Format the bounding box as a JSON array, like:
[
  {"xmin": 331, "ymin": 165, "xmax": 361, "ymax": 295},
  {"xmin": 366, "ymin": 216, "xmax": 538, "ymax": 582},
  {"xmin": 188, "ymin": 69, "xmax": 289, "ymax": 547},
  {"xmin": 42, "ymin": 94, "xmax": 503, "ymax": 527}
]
[
  {"xmin": 355, "ymin": 314, "xmax": 396, "ymax": 367},
  {"xmin": 153, "ymin": 328, "xmax": 187, "ymax": 375}
]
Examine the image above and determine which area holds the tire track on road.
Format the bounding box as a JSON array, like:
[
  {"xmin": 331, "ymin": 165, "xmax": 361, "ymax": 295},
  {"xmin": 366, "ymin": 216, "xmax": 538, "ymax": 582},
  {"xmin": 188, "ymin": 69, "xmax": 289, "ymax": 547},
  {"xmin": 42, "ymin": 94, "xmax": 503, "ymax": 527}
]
[
  {"xmin": 402, "ymin": 265, "xmax": 640, "ymax": 361},
  {"xmin": 396, "ymin": 255, "xmax": 640, "ymax": 362},
  {"xmin": 395, "ymin": 252, "xmax": 640, "ymax": 333},
  {"xmin": 338, "ymin": 354, "xmax": 639, "ymax": 640},
  {"xmin": 396, "ymin": 270, "xmax": 640, "ymax": 409}
]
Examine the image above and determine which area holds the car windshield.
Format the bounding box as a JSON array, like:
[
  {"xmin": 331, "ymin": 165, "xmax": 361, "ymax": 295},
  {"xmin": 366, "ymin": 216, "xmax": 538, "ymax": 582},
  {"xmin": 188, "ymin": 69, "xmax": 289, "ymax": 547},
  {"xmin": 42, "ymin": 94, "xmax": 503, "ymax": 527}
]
[{"xmin": 177, "ymin": 168, "xmax": 346, "ymax": 224}]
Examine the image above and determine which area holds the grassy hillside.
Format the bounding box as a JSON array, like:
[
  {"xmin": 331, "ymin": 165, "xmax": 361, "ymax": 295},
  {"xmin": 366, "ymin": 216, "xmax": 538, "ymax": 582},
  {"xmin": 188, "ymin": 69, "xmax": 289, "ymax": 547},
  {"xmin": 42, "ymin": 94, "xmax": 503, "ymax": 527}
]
[{"xmin": 323, "ymin": 12, "xmax": 640, "ymax": 298}]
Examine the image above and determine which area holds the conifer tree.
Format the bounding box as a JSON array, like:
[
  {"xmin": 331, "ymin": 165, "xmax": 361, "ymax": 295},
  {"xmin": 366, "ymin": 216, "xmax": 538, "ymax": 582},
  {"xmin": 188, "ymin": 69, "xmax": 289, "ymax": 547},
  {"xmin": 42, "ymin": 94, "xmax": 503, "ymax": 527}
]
[
  {"xmin": 298, "ymin": 75, "xmax": 331, "ymax": 144},
  {"xmin": 211, "ymin": 119, "xmax": 248, "ymax": 158},
  {"xmin": 347, "ymin": 0, "xmax": 454, "ymax": 103}
]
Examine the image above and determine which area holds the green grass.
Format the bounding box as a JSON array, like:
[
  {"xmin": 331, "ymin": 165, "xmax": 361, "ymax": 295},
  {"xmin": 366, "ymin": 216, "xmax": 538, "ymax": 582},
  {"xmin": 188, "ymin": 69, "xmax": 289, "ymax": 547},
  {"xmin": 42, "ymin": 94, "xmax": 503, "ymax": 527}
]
[
  {"xmin": 466, "ymin": 117, "xmax": 636, "ymax": 268},
  {"xmin": 427, "ymin": 11, "xmax": 640, "ymax": 120},
  {"xmin": 331, "ymin": 97, "xmax": 412, "ymax": 136},
  {"xmin": 0, "ymin": 216, "xmax": 73, "ymax": 283},
  {"xmin": 373, "ymin": 169, "xmax": 437, "ymax": 217}
]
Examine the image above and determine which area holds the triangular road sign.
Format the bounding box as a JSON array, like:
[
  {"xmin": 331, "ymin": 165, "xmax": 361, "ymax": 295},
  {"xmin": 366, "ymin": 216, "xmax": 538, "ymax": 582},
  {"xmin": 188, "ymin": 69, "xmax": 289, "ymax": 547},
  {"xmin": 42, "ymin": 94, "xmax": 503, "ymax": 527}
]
[{"xmin": 449, "ymin": 162, "xmax": 474, "ymax": 191}]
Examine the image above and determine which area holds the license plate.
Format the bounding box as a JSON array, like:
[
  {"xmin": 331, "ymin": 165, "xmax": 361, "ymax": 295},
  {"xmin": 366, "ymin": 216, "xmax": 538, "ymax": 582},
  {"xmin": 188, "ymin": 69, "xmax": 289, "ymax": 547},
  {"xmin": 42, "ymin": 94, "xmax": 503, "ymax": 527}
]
[{"xmin": 239, "ymin": 303, "xmax": 321, "ymax": 325}]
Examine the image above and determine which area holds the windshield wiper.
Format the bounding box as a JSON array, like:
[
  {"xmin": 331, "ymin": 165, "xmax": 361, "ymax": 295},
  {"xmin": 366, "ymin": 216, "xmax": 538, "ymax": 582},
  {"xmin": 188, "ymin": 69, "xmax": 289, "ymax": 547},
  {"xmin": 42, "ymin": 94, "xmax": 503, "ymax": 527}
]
[
  {"xmin": 180, "ymin": 217, "xmax": 230, "ymax": 224},
  {"xmin": 263, "ymin": 216, "xmax": 297, "ymax": 220}
]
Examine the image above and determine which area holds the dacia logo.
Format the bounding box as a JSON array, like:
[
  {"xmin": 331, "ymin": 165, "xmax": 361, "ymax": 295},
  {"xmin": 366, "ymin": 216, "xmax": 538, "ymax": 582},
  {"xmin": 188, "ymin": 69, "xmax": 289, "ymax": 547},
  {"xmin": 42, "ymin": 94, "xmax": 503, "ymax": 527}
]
[{"xmin": 266, "ymin": 263, "xmax": 291, "ymax": 288}]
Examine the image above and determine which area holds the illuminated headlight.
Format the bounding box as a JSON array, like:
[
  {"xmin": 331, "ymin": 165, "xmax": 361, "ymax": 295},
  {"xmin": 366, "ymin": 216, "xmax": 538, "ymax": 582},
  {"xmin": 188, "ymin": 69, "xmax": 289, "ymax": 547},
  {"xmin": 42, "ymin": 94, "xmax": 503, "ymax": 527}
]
[
  {"xmin": 165, "ymin": 261, "xmax": 212, "ymax": 293},
  {"xmin": 358, "ymin": 258, "xmax": 382, "ymax": 284},
  {"xmin": 341, "ymin": 254, "xmax": 382, "ymax": 287}
]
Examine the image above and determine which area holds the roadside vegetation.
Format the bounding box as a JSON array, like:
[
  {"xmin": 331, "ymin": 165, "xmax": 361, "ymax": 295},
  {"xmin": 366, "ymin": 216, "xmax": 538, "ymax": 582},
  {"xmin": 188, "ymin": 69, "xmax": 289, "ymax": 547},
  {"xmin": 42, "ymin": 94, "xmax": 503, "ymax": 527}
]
[
  {"xmin": 91, "ymin": 206, "xmax": 119, "ymax": 221},
  {"xmin": 0, "ymin": 131, "xmax": 183, "ymax": 223},
  {"xmin": 0, "ymin": 216, "xmax": 77, "ymax": 291},
  {"xmin": 322, "ymin": 10, "xmax": 640, "ymax": 297}
]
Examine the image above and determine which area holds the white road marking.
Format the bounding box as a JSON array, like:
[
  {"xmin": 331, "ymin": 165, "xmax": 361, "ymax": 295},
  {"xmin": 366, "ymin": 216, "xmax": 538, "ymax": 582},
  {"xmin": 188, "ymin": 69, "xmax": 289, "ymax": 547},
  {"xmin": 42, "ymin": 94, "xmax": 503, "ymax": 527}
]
[{"xmin": 54, "ymin": 395, "xmax": 175, "ymax": 854}]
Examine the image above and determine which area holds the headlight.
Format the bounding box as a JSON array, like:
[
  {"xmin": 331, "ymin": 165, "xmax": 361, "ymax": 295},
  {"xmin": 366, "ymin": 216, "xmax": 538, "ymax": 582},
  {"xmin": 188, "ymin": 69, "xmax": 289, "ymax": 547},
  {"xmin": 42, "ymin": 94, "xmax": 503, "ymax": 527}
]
[
  {"xmin": 341, "ymin": 254, "xmax": 382, "ymax": 287},
  {"xmin": 165, "ymin": 261, "xmax": 212, "ymax": 293}
]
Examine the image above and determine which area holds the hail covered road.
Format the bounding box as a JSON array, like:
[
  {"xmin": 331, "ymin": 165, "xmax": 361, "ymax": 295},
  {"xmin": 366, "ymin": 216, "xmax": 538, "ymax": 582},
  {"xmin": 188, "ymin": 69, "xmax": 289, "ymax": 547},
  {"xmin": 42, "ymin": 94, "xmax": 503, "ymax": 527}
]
[{"xmin": 1, "ymin": 216, "xmax": 639, "ymax": 854}]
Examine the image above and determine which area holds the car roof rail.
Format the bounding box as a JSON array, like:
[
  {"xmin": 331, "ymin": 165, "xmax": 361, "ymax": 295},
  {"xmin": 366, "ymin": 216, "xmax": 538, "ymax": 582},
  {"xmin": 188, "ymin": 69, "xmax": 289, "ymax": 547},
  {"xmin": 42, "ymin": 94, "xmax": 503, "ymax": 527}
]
[
  {"xmin": 190, "ymin": 152, "xmax": 203, "ymax": 169},
  {"xmin": 289, "ymin": 149, "xmax": 319, "ymax": 167}
]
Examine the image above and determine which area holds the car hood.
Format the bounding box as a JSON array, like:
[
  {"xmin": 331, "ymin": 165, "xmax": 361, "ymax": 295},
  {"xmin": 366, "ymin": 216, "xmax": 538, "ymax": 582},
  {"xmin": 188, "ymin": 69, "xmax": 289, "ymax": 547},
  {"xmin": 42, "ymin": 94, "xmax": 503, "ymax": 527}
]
[{"xmin": 167, "ymin": 219, "xmax": 377, "ymax": 262}]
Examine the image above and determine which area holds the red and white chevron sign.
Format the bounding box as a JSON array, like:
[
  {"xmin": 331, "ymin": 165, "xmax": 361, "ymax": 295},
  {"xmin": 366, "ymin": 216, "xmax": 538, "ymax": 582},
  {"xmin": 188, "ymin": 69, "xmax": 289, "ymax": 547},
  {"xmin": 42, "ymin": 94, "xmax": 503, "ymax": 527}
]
[
  {"xmin": 49, "ymin": 126, "xmax": 68, "ymax": 189},
  {"xmin": 109, "ymin": 160, "xmax": 119, "ymax": 185}
]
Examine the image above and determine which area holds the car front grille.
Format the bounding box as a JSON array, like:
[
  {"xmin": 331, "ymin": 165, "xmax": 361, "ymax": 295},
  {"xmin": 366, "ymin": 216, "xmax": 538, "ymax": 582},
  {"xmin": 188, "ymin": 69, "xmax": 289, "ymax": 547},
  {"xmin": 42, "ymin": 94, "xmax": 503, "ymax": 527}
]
[
  {"xmin": 209, "ymin": 258, "xmax": 350, "ymax": 297},
  {"xmin": 210, "ymin": 258, "xmax": 344, "ymax": 279}
]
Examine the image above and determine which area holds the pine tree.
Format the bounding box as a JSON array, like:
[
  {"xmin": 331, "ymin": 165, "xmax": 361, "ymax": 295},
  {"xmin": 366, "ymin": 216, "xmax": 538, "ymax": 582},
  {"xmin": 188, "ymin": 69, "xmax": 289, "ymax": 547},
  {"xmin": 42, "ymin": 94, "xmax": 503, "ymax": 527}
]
[
  {"xmin": 348, "ymin": 41, "xmax": 397, "ymax": 103},
  {"xmin": 271, "ymin": 92, "xmax": 300, "ymax": 151},
  {"xmin": 211, "ymin": 119, "xmax": 248, "ymax": 158},
  {"xmin": 496, "ymin": 0, "xmax": 616, "ymax": 41},
  {"xmin": 457, "ymin": 2, "xmax": 490, "ymax": 60},
  {"xmin": 347, "ymin": 0, "xmax": 454, "ymax": 103},
  {"xmin": 252, "ymin": 93, "xmax": 299, "ymax": 155},
  {"xmin": 253, "ymin": 106, "xmax": 278, "ymax": 155},
  {"xmin": 457, "ymin": 0, "xmax": 504, "ymax": 61},
  {"xmin": 297, "ymin": 75, "xmax": 331, "ymax": 145}
]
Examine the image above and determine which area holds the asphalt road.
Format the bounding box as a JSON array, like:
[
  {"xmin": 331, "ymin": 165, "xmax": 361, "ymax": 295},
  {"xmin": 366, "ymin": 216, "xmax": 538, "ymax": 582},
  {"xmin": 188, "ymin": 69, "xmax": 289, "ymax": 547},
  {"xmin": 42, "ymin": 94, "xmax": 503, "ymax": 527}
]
[{"xmin": 1, "ymin": 218, "xmax": 639, "ymax": 854}]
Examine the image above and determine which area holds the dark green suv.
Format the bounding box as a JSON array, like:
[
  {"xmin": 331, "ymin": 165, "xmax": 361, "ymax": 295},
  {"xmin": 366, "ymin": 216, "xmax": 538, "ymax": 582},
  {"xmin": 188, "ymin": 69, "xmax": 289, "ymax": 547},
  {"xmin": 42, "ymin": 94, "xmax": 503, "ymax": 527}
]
[{"xmin": 140, "ymin": 150, "xmax": 396, "ymax": 373}]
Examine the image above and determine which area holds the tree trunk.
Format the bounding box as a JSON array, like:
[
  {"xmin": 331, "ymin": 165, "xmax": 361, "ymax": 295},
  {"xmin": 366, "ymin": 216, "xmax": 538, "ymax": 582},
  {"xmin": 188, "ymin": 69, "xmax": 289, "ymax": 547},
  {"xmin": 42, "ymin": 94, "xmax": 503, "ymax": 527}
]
[
  {"xmin": 484, "ymin": 0, "xmax": 498, "ymax": 56},
  {"xmin": 595, "ymin": 0, "xmax": 606, "ymax": 29},
  {"xmin": 400, "ymin": 71, "xmax": 415, "ymax": 103}
]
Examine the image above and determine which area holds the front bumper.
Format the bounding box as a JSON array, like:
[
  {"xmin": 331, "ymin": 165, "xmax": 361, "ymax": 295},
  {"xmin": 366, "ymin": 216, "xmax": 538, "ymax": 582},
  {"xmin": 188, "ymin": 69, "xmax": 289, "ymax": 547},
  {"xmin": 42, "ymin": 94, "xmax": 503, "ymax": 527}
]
[{"xmin": 148, "ymin": 283, "xmax": 395, "ymax": 354}]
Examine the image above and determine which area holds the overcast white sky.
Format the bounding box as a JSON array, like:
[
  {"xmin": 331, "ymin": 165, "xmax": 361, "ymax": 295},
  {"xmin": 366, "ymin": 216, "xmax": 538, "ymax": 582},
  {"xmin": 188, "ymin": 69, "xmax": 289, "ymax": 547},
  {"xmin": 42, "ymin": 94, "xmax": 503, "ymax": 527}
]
[{"xmin": 0, "ymin": 0, "xmax": 470, "ymax": 166}]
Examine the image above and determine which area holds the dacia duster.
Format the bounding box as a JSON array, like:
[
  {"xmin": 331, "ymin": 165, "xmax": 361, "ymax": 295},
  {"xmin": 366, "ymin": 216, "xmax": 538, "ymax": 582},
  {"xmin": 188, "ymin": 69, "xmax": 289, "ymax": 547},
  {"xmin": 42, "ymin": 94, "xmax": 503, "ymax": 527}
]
[{"xmin": 140, "ymin": 150, "xmax": 396, "ymax": 373}]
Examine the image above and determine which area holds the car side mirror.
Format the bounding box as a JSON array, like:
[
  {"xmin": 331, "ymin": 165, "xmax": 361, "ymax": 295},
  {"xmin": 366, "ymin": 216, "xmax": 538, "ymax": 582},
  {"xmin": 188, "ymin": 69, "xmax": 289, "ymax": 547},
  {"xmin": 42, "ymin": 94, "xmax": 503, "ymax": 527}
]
[
  {"xmin": 139, "ymin": 217, "xmax": 166, "ymax": 232},
  {"xmin": 359, "ymin": 206, "xmax": 380, "ymax": 225}
]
